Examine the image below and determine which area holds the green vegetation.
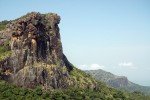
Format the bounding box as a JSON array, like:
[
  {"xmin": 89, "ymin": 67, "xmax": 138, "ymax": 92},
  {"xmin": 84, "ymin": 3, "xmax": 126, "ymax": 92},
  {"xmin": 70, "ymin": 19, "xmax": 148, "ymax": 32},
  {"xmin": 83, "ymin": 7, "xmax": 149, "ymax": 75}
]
[
  {"xmin": 0, "ymin": 20, "xmax": 9, "ymax": 31},
  {"xmin": 0, "ymin": 20, "xmax": 11, "ymax": 61},
  {"xmin": 0, "ymin": 80, "xmax": 150, "ymax": 100},
  {"xmin": 70, "ymin": 67, "xmax": 97, "ymax": 89},
  {"xmin": 1, "ymin": 66, "xmax": 148, "ymax": 100},
  {"xmin": 0, "ymin": 43, "xmax": 11, "ymax": 61},
  {"xmin": 0, "ymin": 51, "xmax": 11, "ymax": 61}
]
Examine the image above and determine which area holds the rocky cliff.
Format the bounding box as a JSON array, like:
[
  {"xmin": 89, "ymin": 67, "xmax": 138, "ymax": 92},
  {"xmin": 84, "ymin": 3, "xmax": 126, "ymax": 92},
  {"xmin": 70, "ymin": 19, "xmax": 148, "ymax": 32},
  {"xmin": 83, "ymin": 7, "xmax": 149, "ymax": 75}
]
[{"xmin": 0, "ymin": 12, "xmax": 78, "ymax": 89}]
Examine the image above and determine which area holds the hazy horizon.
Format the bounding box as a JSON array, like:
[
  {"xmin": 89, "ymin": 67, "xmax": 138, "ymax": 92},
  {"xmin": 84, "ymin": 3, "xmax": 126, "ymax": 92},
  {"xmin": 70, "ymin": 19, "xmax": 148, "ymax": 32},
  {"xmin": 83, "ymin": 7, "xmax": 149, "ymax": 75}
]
[{"xmin": 0, "ymin": 0, "xmax": 150, "ymax": 86}]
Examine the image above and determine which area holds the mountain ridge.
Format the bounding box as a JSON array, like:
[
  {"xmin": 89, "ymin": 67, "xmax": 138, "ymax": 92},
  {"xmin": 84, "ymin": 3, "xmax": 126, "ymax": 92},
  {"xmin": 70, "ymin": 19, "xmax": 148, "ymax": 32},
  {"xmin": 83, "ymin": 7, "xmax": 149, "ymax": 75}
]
[{"xmin": 85, "ymin": 69, "xmax": 150, "ymax": 95}]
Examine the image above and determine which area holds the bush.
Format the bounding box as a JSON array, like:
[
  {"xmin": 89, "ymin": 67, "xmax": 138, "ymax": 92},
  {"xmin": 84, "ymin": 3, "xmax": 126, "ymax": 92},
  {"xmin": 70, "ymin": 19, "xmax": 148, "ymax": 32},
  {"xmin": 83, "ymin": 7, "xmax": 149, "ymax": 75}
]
[
  {"xmin": 113, "ymin": 91, "xmax": 126, "ymax": 99},
  {"xmin": 0, "ymin": 20, "xmax": 9, "ymax": 31}
]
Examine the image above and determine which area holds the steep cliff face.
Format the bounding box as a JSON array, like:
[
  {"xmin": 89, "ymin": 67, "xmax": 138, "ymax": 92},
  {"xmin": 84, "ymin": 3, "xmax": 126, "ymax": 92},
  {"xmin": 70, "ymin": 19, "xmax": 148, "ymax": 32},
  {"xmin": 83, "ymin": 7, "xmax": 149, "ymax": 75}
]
[
  {"xmin": 0, "ymin": 12, "xmax": 75, "ymax": 89},
  {"xmin": 107, "ymin": 76, "xmax": 129, "ymax": 88}
]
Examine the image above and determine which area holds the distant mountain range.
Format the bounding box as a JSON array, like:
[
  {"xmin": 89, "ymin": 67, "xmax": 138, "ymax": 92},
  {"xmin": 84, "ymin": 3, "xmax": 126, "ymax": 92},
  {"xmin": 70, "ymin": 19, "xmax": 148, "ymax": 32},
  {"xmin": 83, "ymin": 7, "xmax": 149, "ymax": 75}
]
[{"xmin": 85, "ymin": 69, "xmax": 150, "ymax": 95}]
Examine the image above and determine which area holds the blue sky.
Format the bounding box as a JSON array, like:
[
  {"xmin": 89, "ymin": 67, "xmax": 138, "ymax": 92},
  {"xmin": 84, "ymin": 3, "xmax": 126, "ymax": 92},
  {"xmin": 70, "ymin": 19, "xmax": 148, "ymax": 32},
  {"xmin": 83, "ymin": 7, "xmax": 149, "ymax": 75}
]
[{"xmin": 0, "ymin": 0, "xmax": 150, "ymax": 86}]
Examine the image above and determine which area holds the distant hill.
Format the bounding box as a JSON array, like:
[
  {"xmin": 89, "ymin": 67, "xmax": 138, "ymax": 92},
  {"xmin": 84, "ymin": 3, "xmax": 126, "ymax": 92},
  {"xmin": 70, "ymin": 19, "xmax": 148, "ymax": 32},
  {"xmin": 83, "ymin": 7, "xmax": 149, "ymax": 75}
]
[{"xmin": 85, "ymin": 69, "xmax": 150, "ymax": 95}]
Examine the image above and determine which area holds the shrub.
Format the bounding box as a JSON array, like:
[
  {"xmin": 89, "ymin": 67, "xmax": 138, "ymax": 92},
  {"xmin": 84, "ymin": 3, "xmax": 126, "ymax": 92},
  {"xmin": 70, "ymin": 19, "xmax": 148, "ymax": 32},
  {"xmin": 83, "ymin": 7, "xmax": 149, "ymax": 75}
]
[{"xmin": 0, "ymin": 20, "xmax": 9, "ymax": 31}]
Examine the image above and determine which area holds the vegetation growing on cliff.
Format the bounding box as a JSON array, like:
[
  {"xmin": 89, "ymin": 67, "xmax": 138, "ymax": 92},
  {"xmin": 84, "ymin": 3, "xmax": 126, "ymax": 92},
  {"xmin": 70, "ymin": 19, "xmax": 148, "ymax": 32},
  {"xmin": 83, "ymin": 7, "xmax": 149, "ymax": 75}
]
[
  {"xmin": 0, "ymin": 72, "xmax": 150, "ymax": 100},
  {"xmin": 0, "ymin": 20, "xmax": 11, "ymax": 60},
  {"xmin": 0, "ymin": 43, "xmax": 11, "ymax": 61},
  {"xmin": 0, "ymin": 20, "xmax": 9, "ymax": 31}
]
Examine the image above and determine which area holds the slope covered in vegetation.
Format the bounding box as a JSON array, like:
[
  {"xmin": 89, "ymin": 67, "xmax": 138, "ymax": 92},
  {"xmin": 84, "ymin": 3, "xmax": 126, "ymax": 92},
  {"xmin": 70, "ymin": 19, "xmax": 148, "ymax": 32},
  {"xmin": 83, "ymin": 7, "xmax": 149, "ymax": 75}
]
[{"xmin": 0, "ymin": 68, "xmax": 150, "ymax": 100}]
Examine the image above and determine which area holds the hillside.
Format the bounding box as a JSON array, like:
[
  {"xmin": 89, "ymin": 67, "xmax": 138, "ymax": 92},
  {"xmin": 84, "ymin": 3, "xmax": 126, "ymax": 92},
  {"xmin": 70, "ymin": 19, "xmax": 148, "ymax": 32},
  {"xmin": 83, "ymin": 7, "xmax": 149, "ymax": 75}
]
[
  {"xmin": 85, "ymin": 69, "xmax": 150, "ymax": 95},
  {"xmin": 0, "ymin": 12, "xmax": 150, "ymax": 99},
  {"xmin": 0, "ymin": 68, "xmax": 150, "ymax": 100}
]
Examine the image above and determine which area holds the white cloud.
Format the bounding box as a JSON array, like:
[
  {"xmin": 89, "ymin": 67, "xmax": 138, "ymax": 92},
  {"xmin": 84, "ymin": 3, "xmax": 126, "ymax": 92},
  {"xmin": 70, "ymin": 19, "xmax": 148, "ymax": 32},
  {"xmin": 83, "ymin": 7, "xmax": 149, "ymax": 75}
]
[
  {"xmin": 79, "ymin": 64, "xmax": 88, "ymax": 70},
  {"xmin": 118, "ymin": 62, "xmax": 137, "ymax": 69},
  {"xmin": 118, "ymin": 62, "xmax": 133, "ymax": 67},
  {"xmin": 78, "ymin": 64, "xmax": 105, "ymax": 70}
]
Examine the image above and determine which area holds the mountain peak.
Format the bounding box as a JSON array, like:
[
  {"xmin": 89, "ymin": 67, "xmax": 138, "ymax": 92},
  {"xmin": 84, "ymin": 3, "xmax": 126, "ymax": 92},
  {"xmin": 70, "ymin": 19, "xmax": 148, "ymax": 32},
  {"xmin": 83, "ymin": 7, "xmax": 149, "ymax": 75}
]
[{"xmin": 0, "ymin": 12, "xmax": 73, "ymax": 89}]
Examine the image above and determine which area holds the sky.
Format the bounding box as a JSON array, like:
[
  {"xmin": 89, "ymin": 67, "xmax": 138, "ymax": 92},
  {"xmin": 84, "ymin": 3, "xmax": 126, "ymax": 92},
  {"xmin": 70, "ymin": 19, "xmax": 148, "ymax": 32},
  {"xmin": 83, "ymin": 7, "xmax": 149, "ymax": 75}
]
[{"xmin": 0, "ymin": 0, "xmax": 150, "ymax": 86}]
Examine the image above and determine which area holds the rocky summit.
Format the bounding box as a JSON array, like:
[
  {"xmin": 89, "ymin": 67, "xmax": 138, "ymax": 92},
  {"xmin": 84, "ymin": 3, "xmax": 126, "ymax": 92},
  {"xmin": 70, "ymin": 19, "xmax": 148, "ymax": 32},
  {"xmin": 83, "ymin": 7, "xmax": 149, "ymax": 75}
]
[{"xmin": 0, "ymin": 12, "xmax": 75, "ymax": 89}]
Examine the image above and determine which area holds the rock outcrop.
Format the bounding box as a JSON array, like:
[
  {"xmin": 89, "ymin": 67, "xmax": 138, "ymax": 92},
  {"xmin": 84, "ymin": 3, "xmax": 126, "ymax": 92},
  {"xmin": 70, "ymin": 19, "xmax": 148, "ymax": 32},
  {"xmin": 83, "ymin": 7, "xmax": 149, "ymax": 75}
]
[
  {"xmin": 107, "ymin": 76, "xmax": 129, "ymax": 88},
  {"xmin": 0, "ymin": 12, "xmax": 73, "ymax": 89}
]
